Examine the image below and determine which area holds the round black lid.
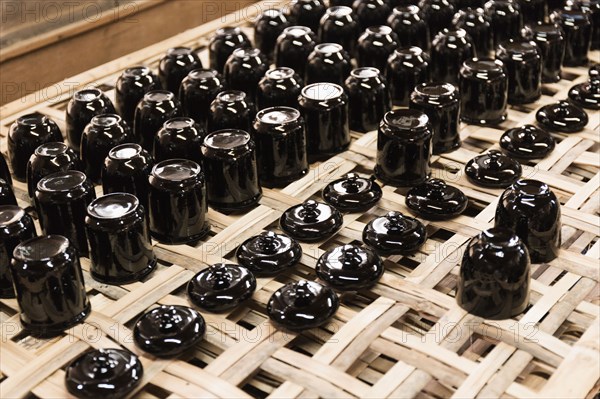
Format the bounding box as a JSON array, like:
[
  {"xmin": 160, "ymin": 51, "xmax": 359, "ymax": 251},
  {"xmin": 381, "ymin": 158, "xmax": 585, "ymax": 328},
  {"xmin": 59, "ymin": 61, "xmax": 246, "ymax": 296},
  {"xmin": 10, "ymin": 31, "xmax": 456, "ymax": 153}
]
[
  {"xmin": 315, "ymin": 244, "xmax": 384, "ymax": 291},
  {"xmin": 568, "ymin": 66, "xmax": 600, "ymax": 110},
  {"xmin": 465, "ymin": 150, "xmax": 522, "ymax": 188},
  {"xmin": 536, "ymin": 100, "xmax": 588, "ymax": 133},
  {"xmin": 280, "ymin": 200, "xmax": 343, "ymax": 241},
  {"xmin": 405, "ymin": 179, "xmax": 468, "ymax": 219},
  {"xmin": 500, "ymin": 125, "xmax": 555, "ymax": 159},
  {"xmin": 362, "ymin": 211, "xmax": 428, "ymax": 255},
  {"xmin": 236, "ymin": 231, "xmax": 302, "ymax": 276},
  {"xmin": 322, "ymin": 173, "xmax": 382, "ymax": 212}
]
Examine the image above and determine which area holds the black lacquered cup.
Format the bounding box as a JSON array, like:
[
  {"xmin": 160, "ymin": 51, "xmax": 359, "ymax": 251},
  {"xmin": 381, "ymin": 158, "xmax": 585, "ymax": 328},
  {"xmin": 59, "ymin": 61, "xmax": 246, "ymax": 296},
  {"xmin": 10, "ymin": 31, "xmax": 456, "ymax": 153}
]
[
  {"xmin": 179, "ymin": 68, "xmax": 225, "ymax": 131},
  {"xmin": 305, "ymin": 43, "xmax": 353, "ymax": 85},
  {"xmin": 257, "ymin": 67, "xmax": 303, "ymax": 110},
  {"xmin": 567, "ymin": 0, "xmax": 598, "ymax": 50},
  {"xmin": 459, "ymin": 58, "xmax": 508, "ymax": 125},
  {"xmin": 496, "ymin": 40, "xmax": 542, "ymax": 104},
  {"xmin": 318, "ymin": 6, "xmax": 360, "ymax": 55},
  {"xmin": 387, "ymin": 5, "xmax": 430, "ymax": 51},
  {"xmin": 419, "ymin": 0, "xmax": 456, "ymax": 37},
  {"xmin": 287, "ymin": 0, "xmax": 327, "ymax": 31},
  {"xmin": 148, "ymin": 159, "xmax": 210, "ymax": 243},
  {"xmin": 298, "ymin": 83, "xmax": 351, "ymax": 161},
  {"xmin": 27, "ymin": 142, "xmax": 80, "ymax": 198},
  {"xmin": 133, "ymin": 90, "xmax": 182, "ymax": 152},
  {"xmin": 386, "ymin": 47, "xmax": 430, "ymax": 106},
  {"xmin": 431, "ymin": 28, "xmax": 476, "ymax": 84},
  {"xmin": 0, "ymin": 153, "xmax": 11, "ymax": 186},
  {"xmin": 0, "ymin": 205, "xmax": 36, "ymax": 298},
  {"xmin": 209, "ymin": 27, "xmax": 252, "ymax": 73},
  {"xmin": 86, "ymin": 193, "xmax": 156, "ymax": 284},
  {"xmin": 81, "ymin": 114, "xmax": 134, "ymax": 183},
  {"xmin": 0, "ymin": 179, "xmax": 16, "ymax": 206},
  {"xmin": 376, "ymin": 109, "xmax": 432, "ymax": 186},
  {"xmin": 154, "ymin": 117, "xmax": 206, "ymax": 165},
  {"xmin": 357, "ymin": 26, "xmax": 399, "ymax": 71},
  {"xmin": 201, "ymin": 130, "xmax": 262, "ymax": 212},
  {"xmin": 353, "ymin": 0, "xmax": 392, "ymax": 30},
  {"xmin": 252, "ymin": 107, "xmax": 309, "ymax": 187},
  {"xmin": 35, "ymin": 171, "xmax": 96, "ymax": 257},
  {"xmin": 223, "ymin": 48, "xmax": 269, "ymax": 100},
  {"xmin": 550, "ymin": 9, "xmax": 592, "ymax": 66},
  {"xmin": 484, "ymin": 0, "xmax": 522, "ymax": 48},
  {"xmin": 66, "ymin": 88, "xmax": 115, "ymax": 152},
  {"xmin": 522, "ymin": 23, "xmax": 565, "ymax": 83},
  {"xmin": 8, "ymin": 114, "xmax": 63, "ymax": 182},
  {"xmin": 519, "ymin": 0, "xmax": 547, "ymax": 23},
  {"xmin": 158, "ymin": 47, "xmax": 203, "ymax": 94},
  {"xmin": 115, "ymin": 66, "xmax": 161, "ymax": 126},
  {"xmin": 275, "ymin": 26, "xmax": 316, "ymax": 78},
  {"xmin": 345, "ymin": 67, "xmax": 392, "ymax": 133},
  {"xmin": 452, "ymin": 7, "xmax": 493, "ymax": 57},
  {"xmin": 255, "ymin": 9, "xmax": 290, "ymax": 62},
  {"xmin": 410, "ymin": 83, "xmax": 460, "ymax": 154},
  {"xmin": 10, "ymin": 235, "xmax": 90, "ymax": 336},
  {"xmin": 208, "ymin": 90, "xmax": 255, "ymax": 132}
]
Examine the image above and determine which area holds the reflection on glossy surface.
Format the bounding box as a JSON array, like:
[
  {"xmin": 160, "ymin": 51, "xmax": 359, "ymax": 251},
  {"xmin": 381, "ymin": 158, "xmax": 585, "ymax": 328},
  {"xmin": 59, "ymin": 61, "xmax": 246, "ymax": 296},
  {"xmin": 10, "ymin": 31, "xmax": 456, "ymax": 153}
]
[
  {"xmin": 465, "ymin": 150, "xmax": 522, "ymax": 187},
  {"xmin": 255, "ymin": 9, "xmax": 290, "ymax": 61},
  {"xmin": 406, "ymin": 178, "xmax": 468, "ymax": 219},
  {"xmin": 115, "ymin": 66, "xmax": 161, "ymax": 125},
  {"xmin": 535, "ymin": 100, "xmax": 588, "ymax": 133},
  {"xmin": 305, "ymin": 43, "xmax": 352, "ymax": 85},
  {"xmin": 316, "ymin": 244, "xmax": 383, "ymax": 290},
  {"xmin": 0, "ymin": 178, "xmax": 17, "ymax": 206},
  {"xmin": 275, "ymin": 26, "xmax": 316, "ymax": 77},
  {"xmin": 158, "ymin": 47, "xmax": 202, "ymax": 93},
  {"xmin": 223, "ymin": 48, "xmax": 269, "ymax": 100},
  {"xmin": 363, "ymin": 211, "xmax": 427, "ymax": 255},
  {"xmin": 345, "ymin": 67, "xmax": 392, "ymax": 133},
  {"xmin": 27, "ymin": 142, "xmax": 80, "ymax": 198},
  {"xmin": 452, "ymin": 7, "xmax": 493, "ymax": 57},
  {"xmin": 134, "ymin": 90, "xmax": 182, "ymax": 152},
  {"xmin": 386, "ymin": 47, "xmax": 430, "ymax": 106},
  {"xmin": 318, "ymin": 6, "xmax": 360, "ymax": 54},
  {"xmin": 431, "ymin": 29, "xmax": 475, "ymax": 84},
  {"xmin": 179, "ymin": 68, "xmax": 225, "ymax": 130},
  {"xmin": 522, "ymin": 23, "xmax": 565, "ymax": 83},
  {"xmin": 154, "ymin": 117, "xmax": 206, "ymax": 165},
  {"xmin": 568, "ymin": 65, "xmax": 600, "ymax": 110},
  {"xmin": 66, "ymin": 89, "xmax": 115, "ymax": 152},
  {"xmin": 208, "ymin": 91, "xmax": 255, "ymax": 133},
  {"xmin": 322, "ymin": 173, "xmax": 382, "ymax": 212},
  {"xmin": 459, "ymin": 58, "xmax": 508, "ymax": 125},
  {"xmin": 357, "ymin": 26, "xmax": 399, "ymax": 72},
  {"xmin": 566, "ymin": 0, "xmax": 599, "ymax": 49},
  {"xmin": 500, "ymin": 124, "xmax": 555, "ymax": 159},
  {"xmin": 280, "ymin": 200, "xmax": 343, "ymax": 241},
  {"xmin": 496, "ymin": 40, "xmax": 542, "ymax": 104},
  {"xmin": 236, "ymin": 231, "xmax": 302, "ymax": 276},
  {"xmin": 550, "ymin": 9, "xmax": 592, "ymax": 66},
  {"xmin": 387, "ymin": 5, "xmax": 430, "ymax": 50},
  {"xmin": 0, "ymin": 206, "xmax": 36, "ymax": 298},
  {"xmin": 257, "ymin": 67, "xmax": 303, "ymax": 110},
  {"xmin": 484, "ymin": 0, "xmax": 522, "ymax": 48},
  {"xmin": 209, "ymin": 27, "xmax": 252, "ymax": 73}
]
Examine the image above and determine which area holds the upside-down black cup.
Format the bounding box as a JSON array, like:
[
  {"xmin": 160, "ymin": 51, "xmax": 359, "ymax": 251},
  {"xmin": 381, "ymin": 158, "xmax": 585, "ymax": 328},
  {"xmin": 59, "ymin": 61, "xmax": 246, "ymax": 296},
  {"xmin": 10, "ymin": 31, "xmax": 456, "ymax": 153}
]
[
  {"xmin": 387, "ymin": 5, "xmax": 430, "ymax": 51},
  {"xmin": 201, "ymin": 130, "xmax": 262, "ymax": 212},
  {"xmin": 419, "ymin": 0, "xmax": 456, "ymax": 37},
  {"xmin": 550, "ymin": 8, "xmax": 592, "ymax": 66},
  {"xmin": 86, "ymin": 193, "xmax": 156, "ymax": 284},
  {"xmin": 8, "ymin": 114, "xmax": 63, "ymax": 182},
  {"xmin": 0, "ymin": 153, "xmax": 11, "ymax": 186},
  {"xmin": 431, "ymin": 28, "xmax": 475, "ymax": 84},
  {"xmin": 375, "ymin": 109, "xmax": 432, "ymax": 186},
  {"xmin": 209, "ymin": 27, "xmax": 252, "ymax": 73},
  {"xmin": 566, "ymin": 0, "xmax": 599, "ymax": 50},
  {"xmin": 357, "ymin": 26, "xmax": 399, "ymax": 71},
  {"xmin": 459, "ymin": 58, "xmax": 508, "ymax": 125},
  {"xmin": 287, "ymin": 0, "xmax": 327, "ymax": 31},
  {"xmin": 386, "ymin": 47, "xmax": 430, "ymax": 106},
  {"xmin": 133, "ymin": 90, "xmax": 182, "ymax": 152},
  {"xmin": 223, "ymin": 48, "xmax": 269, "ymax": 100},
  {"xmin": 452, "ymin": 7, "xmax": 493, "ymax": 57},
  {"xmin": 254, "ymin": 9, "xmax": 290, "ymax": 62},
  {"xmin": 27, "ymin": 142, "xmax": 80, "ymax": 199},
  {"xmin": 519, "ymin": 0, "xmax": 547, "ymax": 23},
  {"xmin": 148, "ymin": 159, "xmax": 210, "ymax": 243},
  {"xmin": 208, "ymin": 90, "xmax": 255, "ymax": 132},
  {"xmin": 154, "ymin": 117, "xmax": 206, "ymax": 165},
  {"xmin": 522, "ymin": 23, "xmax": 565, "ymax": 83},
  {"xmin": 298, "ymin": 83, "xmax": 351, "ymax": 161},
  {"xmin": 318, "ymin": 6, "xmax": 360, "ymax": 55},
  {"xmin": 484, "ymin": 0, "xmax": 522, "ymax": 48},
  {"xmin": 252, "ymin": 107, "xmax": 309, "ymax": 187},
  {"xmin": 345, "ymin": 67, "xmax": 392, "ymax": 133},
  {"xmin": 305, "ymin": 43, "xmax": 353, "ymax": 85},
  {"xmin": 158, "ymin": 47, "xmax": 203, "ymax": 94},
  {"xmin": 179, "ymin": 68, "xmax": 225, "ymax": 131},
  {"xmin": 257, "ymin": 67, "xmax": 303, "ymax": 110},
  {"xmin": 496, "ymin": 40, "xmax": 542, "ymax": 104},
  {"xmin": 115, "ymin": 66, "xmax": 161, "ymax": 126},
  {"xmin": 66, "ymin": 88, "xmax": 115, "ymax": 153},
  {"xmin": 353, "ymin": 0, "xmax": 392, "ymax": 30},
  {"xmin": 35, "ymin": 171, "xmax": 96, "ymax": 257},
  {"xmin": 275, "ymin": 26, "xmax": 316, "ymax": 78}
]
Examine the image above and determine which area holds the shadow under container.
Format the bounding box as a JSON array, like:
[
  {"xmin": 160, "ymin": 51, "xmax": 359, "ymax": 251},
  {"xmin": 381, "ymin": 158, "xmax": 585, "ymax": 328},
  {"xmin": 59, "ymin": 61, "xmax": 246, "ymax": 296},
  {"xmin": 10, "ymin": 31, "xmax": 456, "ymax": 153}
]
[
  {"xmin": 148, "ymin": 159, "xmax": 210, "ymax": 244},
  {"xmin": 459, "ymin": 58, "xmax": 508, "ymax": 125}
]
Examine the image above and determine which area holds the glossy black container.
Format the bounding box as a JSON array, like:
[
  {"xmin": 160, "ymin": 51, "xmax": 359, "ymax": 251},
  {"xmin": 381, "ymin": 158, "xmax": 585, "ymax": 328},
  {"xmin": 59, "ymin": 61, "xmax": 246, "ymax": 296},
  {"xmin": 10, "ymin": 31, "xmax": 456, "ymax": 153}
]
[
  {"xmin": 35, "ymin": 171, "xmax": 96, "ymax": 257},
  {"xmin": 115, "ymin": 66, "xmax": 161, "ymax": 126},
  {"xmin": 318, "ymin": 6, "xmax": 360, "ymax": 55},
  {"xmin": 484, "ymin": 0, "xmax": 522, "ymax": 48},
  {"xmin": 387, "ymin": 5, "xmax": 430, "ymax": 50},
  {"xmin": 255, "ymin": 9, "xmax": 290, "ymax": 62},
  {"xmin": 452, "ymin": 7, "xmax": 493, "ymax": 57},
  {"xmin": 316, "ymin": 244, "xmax": 384, "ymax": 291},
  {"xmin": 280, "ymin": 200, "xmax": 343, "ymax": 241},
  {"xmin": 148, "ymin": 159, "xmax": 210, "ymax": 243},
  {"xmin": 158, "ymin": 47, "xmax": 202, "ymax": 94},
  {"xmin": 223, "ymin": 48, "xmax": 269, "ymax": 100},
  {"xmin": 353, "ymin": 0, "xmax": 392, "ymax": 30},
  {"xmin": 305, "ymin": 43, "xmax": 353, "ymax": 85},
  {"xmin": 0, "ymin": 206, "xmax": 36, "ymax": 298},
  {"xmin": 457, "ymin": 227, "xmax": 530, "ymax": 319},
  {"xmin": 26, "ymin": 142, "xmax": 80, "ymax": 198},
  {"xmin": 386, "ymin": 47, "xmax": 430, "ymax": 106},
  {"xmin": 86, "ymin": 193, "xmax": 155, "ymax": 284},
  {"xmin": 287, "ymin": 0, "xmax": 327, "ymax": 31},
  {"xmin": 522, "ymin": 23, "xmax": 565, "ymax": 83},
  {"xmin": 345, "ymin": 67, "xmax": 392, "ymax": 133},
  {"xmin": 66, "ymin": 88, "xmax": 115, "ymax": 152},
  {"xmin": 431, "ymin": 28, "xmax": 475, "ymax": 84},
  {"xmin": 81, "ymin": 114, "xmax": 134, "ymax": 183},
  {"xmin": 11, "ymin": 235, "xmax": 90, "ymax": 336},
  {"xmin": 154, "ymin": 117, "xmax": 205, "ymax": 164},
  {"xmin": 8, "ymin": 114, "xmax": 63, "ymax": 182},
  {"xmin": 536, "ymin": 100, "xmax": 588, "ymax": 133},
  {"xmin": 405, "ymin": 178, "xmax": 468, "ymax": 219},
  {"xmin": 375, "ymin": 109, "xmax": 432, "ymax": 186},
  {"xmin": 257, "ymin": 67, "xmax": 303, "ymax": 110},
  {"xmin": 500, "ymin": 124, "xmax": 555, "ymax": 159},
  {"xmin": 179, "ymin": 68, "xmax": 225, "ymax": 131},
  {"xmin": 496, "ymin": 40, "xmax": 542, "ymax": 105},
  {"xmin": 495, "ymin": 179, "xmax": 561, "ymax": 262},
  {"xmin": 236, "ymin": 231, "xmax": 302, "ymax": 276},
  {"xmin": 208, "ymin": 90, "xmax": 255, "ymax": 132},
  {"xmin": 252, "ymin": 107, "xmax": 308, "ymax": 187},
  {"xmin": 362, "ymin": 211, "xmax": 427, "ymax": 255},
  {"xmin": 356, "ymin": 26, "xmax": 399, "ymax": 71},
  {"xmin": 568, "ymin": 65, "xmax": 600, "ymax": 110},
  {"xmin": 459, "ymin": 58, "xmax": 508, "ymax": 125},
  {"xmin": 298, "ymin": 83, "xmax": 351, "ymax": 161},
  {"xmin": 0, "ymin": 153, "xmax": 11, "ymax": 186},
  {"xmin": 410, "ymin": 82, "xmax": 460, "ymax": 154},
  {"xmin": 518, "ymin": 0, "xmax": 546, "ymax": 23},
  {"xmin": 201, "ymin": 130, "xmax": 262, "ymax": 212},
  {"xmin": 465, "ymin": 149, "xmax": 522, "ymax": 187},
  {"xmin": 550, "ymin": 9, "xmax": 592, "ymax": 66},
  {"xmin": 566, "ymin": 0, "xmax": 599, "ymax": 50},
  {"xmin": 275, "ymin": 26, "xmax": 316, "ymax": 78},
  {"xmin": 133, "ymin": 90, "xmax": 182, "ymax": 152},
  {"xmin": 0, "ymin": 179, "xmax": 16, "ymax": 206},
  {"xmin": 419, "ymin": 0, "xmax": 456, "ymax": 37},
  {"xmin": 208, "ymin": 27, "xmax": 252, "ymax": 73}
]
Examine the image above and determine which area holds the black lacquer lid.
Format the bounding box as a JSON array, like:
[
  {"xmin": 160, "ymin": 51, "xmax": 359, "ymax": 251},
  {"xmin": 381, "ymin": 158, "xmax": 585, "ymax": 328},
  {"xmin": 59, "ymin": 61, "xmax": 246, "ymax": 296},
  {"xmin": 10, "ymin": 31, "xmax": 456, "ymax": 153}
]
[
  {"xmin": 500, "ymin": 125, "xmax": 555, "ymax": 159},
  {"xmin": 568, "ymin": 65, "xmax": 600, "ymax": 110},
  {"xmin": 280, "ymin": 200, "xmax": 343, "ymax": 241},
  {"xmin": 187, "ymin": 263, "xmax": 256, "ymax": 312},
  {"xmin": 465, "ymin": 150, "xmax": 523, "ymax": 188},
  {"xmin": 536, "ymin": 100, "xmax": 589, "ymax": 133},
  {"xmin": 315, "ymin": 244, "xmax": 384, "ymax": 290},
  {"xmin": 236, "ymin": 231, "xmax": 302, "ymax": 276},
  {"xmin": 267, "ymin": 280, "xmax": 339, "ymax": 330},
  {"xmin": 362, "ymin": 211, "xmax": 428, "ymax": 255},
  {"xmin": 133, "ymin": 305, "xmax": 205, "ymax": 357},
  {"xmin": 405, "ymin": 179, "xmax": 468, "ymax": 219},
  {"xmin": 322, "ymin": 173, "xmax": 382, "ymax": 212}
]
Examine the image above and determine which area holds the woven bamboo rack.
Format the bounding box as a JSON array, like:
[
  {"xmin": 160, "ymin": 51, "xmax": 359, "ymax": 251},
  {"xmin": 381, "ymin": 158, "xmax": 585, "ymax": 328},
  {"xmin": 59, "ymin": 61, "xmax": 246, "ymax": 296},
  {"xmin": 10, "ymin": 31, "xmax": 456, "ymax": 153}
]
[{"xmin": 1, "ymin": 1, "xmax": 599, "ymax": 397}]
